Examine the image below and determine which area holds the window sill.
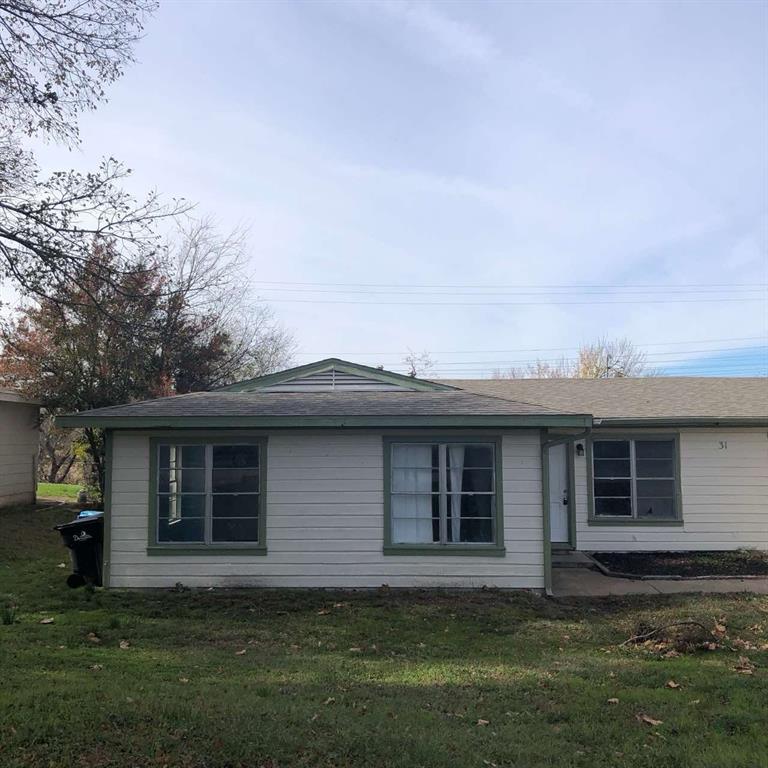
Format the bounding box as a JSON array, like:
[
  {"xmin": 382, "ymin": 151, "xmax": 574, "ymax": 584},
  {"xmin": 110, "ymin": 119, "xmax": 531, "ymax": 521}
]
[
  {"xmin": 587, "ymin": 518, "xmax": 683, "ymax": 527},
  {"xmin": 146, "ymin": 546, "xmax": 267, "ymax": 556},
  {"xmin": 383, "ymin": 545, "xmax": 506, "ymax": 557}
]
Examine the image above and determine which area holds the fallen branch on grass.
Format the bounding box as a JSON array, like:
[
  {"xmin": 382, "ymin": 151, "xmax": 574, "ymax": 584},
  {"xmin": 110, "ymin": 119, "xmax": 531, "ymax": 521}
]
[{"xmin": 620, "ymin": 621, "xmax": 709, "ymax": 647}]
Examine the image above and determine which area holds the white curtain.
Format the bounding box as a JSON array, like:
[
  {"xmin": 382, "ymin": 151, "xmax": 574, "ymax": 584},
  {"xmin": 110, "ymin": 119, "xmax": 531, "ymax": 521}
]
[
  {"xmin": 447, "ymin": 445, "xmax": 465, "ymax": 543},
  {"xmin": 392, "ymin": 444, "xmax": 433, "ymax": 543}
]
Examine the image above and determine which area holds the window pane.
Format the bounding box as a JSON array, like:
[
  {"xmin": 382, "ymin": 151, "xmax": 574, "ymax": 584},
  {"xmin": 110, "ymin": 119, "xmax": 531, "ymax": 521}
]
[
  {"xmin": 636, "ymin": 459, "xmax": 674, "ymax": 478},
  {"xmin": 593, "ymin": 441, "xmax": 629, "ymax": 459},
  {"xmin": 212, "ymin": 517, "xmax": 259, "ymax": 542},
  {"xmin": 635, "ymin": 440, "xmax": 674, "ymax": 459},
  {"xmin": 212, "ymin": 468, "xmax": 259, "ymax": 493},
  {"xmin": 449, "ymin": 468, "xmax": 494, "ymax": 493},
  {"xmin": 391, "ymin": 494, "xmax": 438, "ymax": 543},
  {"xmin": 159, "ymin": 444, "xmax": 205, "ymax": 468},
  {"xmin": 392, "ymin": 468, "xmax": 439, "ymax": 493},
  {"xmin": 457, "ymin": 518, "xmax": 493, "ymax": 543},
  {"xmin": 391, "ymin": 444, "xmax": 437, "ymax": 468},
  {"xmin": 594, "ymin": 479, "xmax": 631, "ymax": 497},
  {"xmin": 212, "ymin": 494, "xmax": 259, "ymax": 518},
  {"xmin": 158, "ymin": 468, "xmax": 205, "ymax": 494},
  {"xmin": 636, "ymin": 498, "xmax": 676, "ymax": 519},
  {"xmin": 460, "ymin": 444, "xmax": 494, "ymax": 468},
  {"xmin": 158, "ymin": 494, "xmax": 205, "ymax": 519},
  {"xmin": 636, "ymin": 479, "xmax": 675, "ymax": 498},
  {"xmin": 594, "ymin": 459, "xmax": 631, "ymax": 478},
  {"xmin": 213, "ymin": 445, "xmax": 259, "ymax": 469},
  {"xmin": 594, "ymin": 497, "xmax": 632, "ymax": 517},
  {"xmin": 448, "ymin": 494, "xmax": 494, "ymax": 519},
  {"xmin": 158, "ymin": 517, "xmax": 204, "ymax": 542}
]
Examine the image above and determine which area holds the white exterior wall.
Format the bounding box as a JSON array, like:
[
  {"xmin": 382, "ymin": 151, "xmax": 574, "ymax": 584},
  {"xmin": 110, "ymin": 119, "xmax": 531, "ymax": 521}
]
[
  {"xmin": 0, "ymin": 401, "xmax": 39, "ymax": 506},
  {"xmin": 575, "ymin": 428, "xmax": 768, "ymax": 551},
  {"xmin": 108, "ymin": 431, "xmax": 544, "ymax": 589}
]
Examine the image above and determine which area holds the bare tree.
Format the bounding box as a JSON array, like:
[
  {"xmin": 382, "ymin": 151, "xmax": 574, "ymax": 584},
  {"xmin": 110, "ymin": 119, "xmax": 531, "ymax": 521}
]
[
  {"xmin": 493, "ymin": 338, "xmax": 653, "ymax": 379},
  {"xmin": 0, "ymin": 1, "xmax": 187, "ymax": 305},
  {"xmin": 37, "ymin": 415, "xmax": 79, "ymax": 483},
  {"xmin": 403, "ymin": 349, "xmax": 435, "ymax": 378}
]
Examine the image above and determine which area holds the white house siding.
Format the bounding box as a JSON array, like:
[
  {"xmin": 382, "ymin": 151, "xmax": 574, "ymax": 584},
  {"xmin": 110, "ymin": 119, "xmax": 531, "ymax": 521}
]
[
  {"xmin": 107, "ymin": 431, "xmax": 544, "ymax": 589},
  {"xmin": 0, "ymin": 401, "xmax": 39, "ymax": 506},
  {"xmin": 574, "ymin": 428, "xmax": 768, "ymax": 552}
]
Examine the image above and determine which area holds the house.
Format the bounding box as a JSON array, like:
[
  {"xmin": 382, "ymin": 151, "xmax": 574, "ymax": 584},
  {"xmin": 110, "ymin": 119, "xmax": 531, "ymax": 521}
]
[
  {"xmin": 0, "ymin": 391, "xmax": 40, "ymax": 506},
  {"xmin": 56, "ymin": 359, "xmax": 768, "ymax": 592}
]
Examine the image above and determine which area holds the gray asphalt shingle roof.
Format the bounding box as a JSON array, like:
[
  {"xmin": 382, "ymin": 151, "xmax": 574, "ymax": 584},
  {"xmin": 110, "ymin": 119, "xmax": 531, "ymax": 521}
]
[
  {"xmin": 436, "ymin": 377, "xmax": 768, "ymax": 421},
  {"xmin": 63, "ymin": 390, "xmax": 572, "ymax": 419}
]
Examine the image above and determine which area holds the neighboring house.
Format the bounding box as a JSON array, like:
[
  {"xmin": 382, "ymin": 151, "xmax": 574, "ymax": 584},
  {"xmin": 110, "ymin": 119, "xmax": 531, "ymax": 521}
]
[
  {"xmin": 57, "ymin": 359, "xmax": 768, "ymax": 592},
  {"xmin": 0, "ymin": 391, "xmax": 40, "ymax": 506}
]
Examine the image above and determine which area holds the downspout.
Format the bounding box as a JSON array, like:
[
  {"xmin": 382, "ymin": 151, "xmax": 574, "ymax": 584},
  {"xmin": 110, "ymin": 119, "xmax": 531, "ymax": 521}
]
[{"xmin": 541, "ymin": 426, "xmax": 592, "ymax": 597}]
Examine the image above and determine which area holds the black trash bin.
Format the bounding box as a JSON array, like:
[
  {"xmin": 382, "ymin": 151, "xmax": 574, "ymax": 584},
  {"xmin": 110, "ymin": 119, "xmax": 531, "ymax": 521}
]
[{"xmin": 55, "ymin": 511, "xmax": 104, "ymax": 588}]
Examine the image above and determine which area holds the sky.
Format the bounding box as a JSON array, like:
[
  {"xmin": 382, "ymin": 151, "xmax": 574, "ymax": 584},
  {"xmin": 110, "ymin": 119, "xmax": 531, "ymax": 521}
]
[{"xmin": 31, "ymin": 0, "xmax": 768, "ymax": 378}]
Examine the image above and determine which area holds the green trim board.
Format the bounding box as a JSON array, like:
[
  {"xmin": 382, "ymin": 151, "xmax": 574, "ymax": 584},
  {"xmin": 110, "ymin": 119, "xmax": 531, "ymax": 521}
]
[
  {"xmin": 147, "ymin": 435, "xmax": 268, "ymax": 555},
  {"xmin": 586, "ymin": 432, "xmax": 683, "ymax": 526},
  {"xmin": 102, "ymin": 429, "xmax": 113, "ymax": 588},
  {"xmin": 57, "ymin": 414, "xmax": 593, "ymax": 429},
  {"xmin": 539, "ymin": 430, "xmax": 552, "ymax": 595},
  {"xmin": 596, "ymin": 418, "xmax": 768, "ymax": 428},
  {"xmin": 382, "ymin": 435, "xmax": 506, "ymax": 556},
  {"xmin": 217, "ymin": 358, "xmax": 457, "ymax": 392}
]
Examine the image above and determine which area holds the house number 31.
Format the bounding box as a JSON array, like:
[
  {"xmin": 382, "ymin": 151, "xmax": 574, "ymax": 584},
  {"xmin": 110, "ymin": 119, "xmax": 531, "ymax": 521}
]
[{"xmin": 718, "ymin": 441, "xmax": 728, "ymax": 450}]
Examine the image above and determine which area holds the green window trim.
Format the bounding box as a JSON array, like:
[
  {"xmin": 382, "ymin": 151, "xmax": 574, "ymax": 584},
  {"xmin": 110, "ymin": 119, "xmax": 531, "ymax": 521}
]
[
  {"xmin": 586, "ymin": 433, "xmax": 683, "ymax": 526},
  {"xmin": 383, "ymin": 435, "xmax": 506, "ymax": 556},
  {"xmin": 147, "ymin": 436, "xmax": 268, "ymax": 555}
]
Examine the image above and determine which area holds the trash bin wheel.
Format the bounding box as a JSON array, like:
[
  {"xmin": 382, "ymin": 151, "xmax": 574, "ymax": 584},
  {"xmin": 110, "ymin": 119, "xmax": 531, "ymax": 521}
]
[{"xmin": 66, "ymin": 573, "xmax": 86, "ymax": 589}]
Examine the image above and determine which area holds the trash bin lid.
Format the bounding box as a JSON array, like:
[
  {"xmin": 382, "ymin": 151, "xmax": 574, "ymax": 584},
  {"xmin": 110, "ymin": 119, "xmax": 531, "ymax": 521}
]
[{"xmin": 77, "ymin": 510, "xmax": 104, "ymax": 519}]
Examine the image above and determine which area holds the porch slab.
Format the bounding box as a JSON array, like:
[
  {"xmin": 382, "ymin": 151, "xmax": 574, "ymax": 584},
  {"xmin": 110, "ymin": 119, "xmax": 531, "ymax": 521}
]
[{"xmin": 552, "ymin": 568, "xmax": 768, "ymax": 597}]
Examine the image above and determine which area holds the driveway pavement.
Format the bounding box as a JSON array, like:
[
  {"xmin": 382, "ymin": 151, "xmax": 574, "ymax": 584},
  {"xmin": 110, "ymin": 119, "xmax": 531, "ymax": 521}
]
[{"xmin": 553, "ymin": 567, "xmax": 768, "ymax": 597}]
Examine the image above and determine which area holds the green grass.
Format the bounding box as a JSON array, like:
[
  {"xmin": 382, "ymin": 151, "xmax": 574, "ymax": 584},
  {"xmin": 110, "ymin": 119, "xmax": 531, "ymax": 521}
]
[
  {"xmin": 1, "ymin": 503, "xmax": 767, "ymax": 768},
  {"xmin": 36, "ymin": 482, "xmax": 81, "ymax": 500}
]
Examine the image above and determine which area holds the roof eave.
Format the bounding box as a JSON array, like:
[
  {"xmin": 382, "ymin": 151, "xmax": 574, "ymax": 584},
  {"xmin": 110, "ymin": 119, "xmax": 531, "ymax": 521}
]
[
  {"xmin": 596, "ymin": 417, "xmax": 768, "ymax": 428},
  {"xmin": 56, "ymin": 413, "xmax": 593, "ymax": 430}
]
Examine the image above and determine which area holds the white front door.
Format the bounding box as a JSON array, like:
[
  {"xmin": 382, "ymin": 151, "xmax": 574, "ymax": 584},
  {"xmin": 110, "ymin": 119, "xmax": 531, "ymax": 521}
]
[{"xmin": 548, "ymin": 443, "xmax": 570, "ymax": 544}]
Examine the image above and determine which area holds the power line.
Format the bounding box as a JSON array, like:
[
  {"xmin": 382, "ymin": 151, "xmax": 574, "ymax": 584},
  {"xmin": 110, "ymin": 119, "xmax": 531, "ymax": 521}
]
[{"xmin": 294, "ymin": 336, "xmax": 768, "ymax": 356}]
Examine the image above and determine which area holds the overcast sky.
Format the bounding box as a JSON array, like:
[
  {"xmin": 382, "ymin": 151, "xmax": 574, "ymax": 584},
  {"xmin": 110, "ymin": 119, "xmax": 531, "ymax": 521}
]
[{"xmin": 32, "ymin": 0, "xmax": 768, "ymax": 377}]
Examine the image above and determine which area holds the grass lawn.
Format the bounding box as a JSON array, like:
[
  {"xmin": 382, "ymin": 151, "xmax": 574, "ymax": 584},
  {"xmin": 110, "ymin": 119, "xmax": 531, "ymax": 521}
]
[
  {"xmin": 1, "ymin": 504, "xmax": 767, "ymax": 768},
  {"xmin": 36, "ymin": 482, "xmax": 81, "ymax": 501}
]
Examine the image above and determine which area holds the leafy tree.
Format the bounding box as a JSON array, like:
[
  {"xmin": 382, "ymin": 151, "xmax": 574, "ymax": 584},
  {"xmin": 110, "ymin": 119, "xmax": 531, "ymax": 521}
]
[
  {"xmin": 0, "ymin": 1, "xmax": 186, "ymax": 304},
  {"xmin": 0, "ymin": 226, "xmax": 295, "ymax": 498}
]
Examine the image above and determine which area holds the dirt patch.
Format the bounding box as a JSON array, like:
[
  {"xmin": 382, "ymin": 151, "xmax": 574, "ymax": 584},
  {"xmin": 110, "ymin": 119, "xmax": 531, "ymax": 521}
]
[{"xmin": 592, "ymin": 550, "xmax": 768, "ymax": 577}]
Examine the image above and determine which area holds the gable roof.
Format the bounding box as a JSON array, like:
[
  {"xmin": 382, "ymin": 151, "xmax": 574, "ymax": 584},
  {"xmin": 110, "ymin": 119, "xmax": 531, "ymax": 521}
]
[
  {"xmin": 218, "ymin": 358, "xmax": 456, "ymax": 392},
  {"xmin": 437, "ymin": 377, "xmax": 768, "ymax": 425},
  {"xmin": 56, "ymin": 390, "xmax": 590, "ymax": 429}
]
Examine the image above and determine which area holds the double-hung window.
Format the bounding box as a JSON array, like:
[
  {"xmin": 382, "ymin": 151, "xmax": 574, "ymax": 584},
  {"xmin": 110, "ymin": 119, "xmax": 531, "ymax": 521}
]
[
  {"xmin": 152, "ymin": 440, "xmax": 266, "ymax": 550},
  {"xmin": 386, "ymin": 440, "xmax": 503, "ymax": 552},
  {"xmin": 591, "ymin": 437, "xmax": 680, "ymax": 523}
]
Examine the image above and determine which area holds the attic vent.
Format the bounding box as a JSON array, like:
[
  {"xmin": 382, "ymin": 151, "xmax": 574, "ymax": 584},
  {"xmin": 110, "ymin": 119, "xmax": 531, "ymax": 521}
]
[{"xmin": 264, "ymin": 368, "xmax": 404, "ymax": 392}]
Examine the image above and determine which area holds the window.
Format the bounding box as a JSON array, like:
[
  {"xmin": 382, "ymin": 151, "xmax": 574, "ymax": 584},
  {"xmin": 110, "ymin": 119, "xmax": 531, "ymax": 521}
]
[
  {"xmin": 591, "ymin": 438, "xmax": 679, "ymax": 522},
  {"xmin": 387, "ymin": 441, "xmax": 501, "ymax": 550},
  {"xmin": 153, "ymin": 441, "xmax": 264, "ymax": 547}
]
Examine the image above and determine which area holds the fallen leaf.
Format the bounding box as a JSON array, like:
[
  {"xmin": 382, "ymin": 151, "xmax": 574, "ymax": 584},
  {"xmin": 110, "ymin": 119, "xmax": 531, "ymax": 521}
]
[
  {"xmin": 477, "ymin": 719, "xmax": 490, "ymax": 726},
  {"xmin": 125, "ymin": 697, "xmax": 134, "ymax": 704},
  {"xmin": 179, "ymin": 677, "xmax": 189, "ymax": 684},
  {"xmin": 87, "ymin": 632, "xmax": 101, "ymax": 644},
  {"xmin": 636, "ymin": 713, "xmax": 664, "ymax": 727},
  {"xmin": 607, "ymin": 698, "xmax": 620, "ymax": 705},
  {"xmin": 39, "ymin": 618, "xmax": 54, "ymax": 625},
  {"xmin": 348, "ymin": 647, "xmax": 362, "ymax": 653},
  {"xmin": 734, "ymin": 656, "xmax": 755, "ymax": 675},
  {"xmin": 57, "ymin": 563, "xmax": 66, "ymax": 569},
  {"xmin": 310, "ymin": 713, "xmax": 319, "ymax": 722},
  {"xmin": 119, "ymin": 640, "xmax": 131, "ymax": 650},
  {"xmin": 89, "ymin": 664, "xmax": 103, "ymax": 671},
  {"xmin": 323, "ymin": 697, "xmax": 335, "ymax": 705},
  {"xmin": 665, "ymin": 680, "xmax": 681, "ymax": 689},
  {"xmin": 317, "ymin": 609, "xmax": 331, "ymax": 616},
  {"xmin": 235, "ymin": 649, "xmax": 247, "ymax": 656},
  {"xmin": 713, "ymin": 623, "xmax": 727, "ymax": 635}
]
